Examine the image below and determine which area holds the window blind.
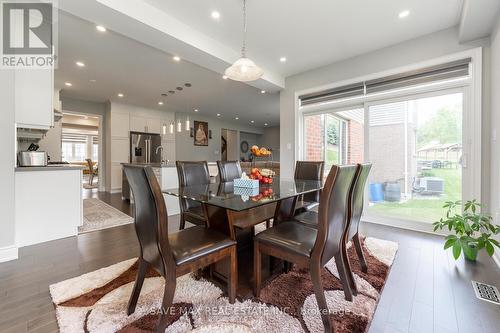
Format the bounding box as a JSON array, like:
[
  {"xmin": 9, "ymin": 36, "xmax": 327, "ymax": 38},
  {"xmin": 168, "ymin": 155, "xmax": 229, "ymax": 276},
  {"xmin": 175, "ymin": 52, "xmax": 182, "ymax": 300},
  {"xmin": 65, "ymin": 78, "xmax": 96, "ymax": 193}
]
[
  {"xmin": 299, "ymin": 58, "xmax": 471, "ymax": 107},
  {"xmin": 365, "ymin": 58, "xmax": 471, "ymax": 94},
  {"xmin": 299, "ymin": 82, "xmax": 365, "ymax": 106}
]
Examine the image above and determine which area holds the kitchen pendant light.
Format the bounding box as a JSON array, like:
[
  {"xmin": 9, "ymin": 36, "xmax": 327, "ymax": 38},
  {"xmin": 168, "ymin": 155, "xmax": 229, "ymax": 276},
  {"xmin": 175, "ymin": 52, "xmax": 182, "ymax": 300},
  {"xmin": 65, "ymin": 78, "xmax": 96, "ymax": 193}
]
[
  {"xmin": 185, "ymin": 115, "xmax": 190, "ymax": 131},
  {"xmin": 162, "ymin": 124, "xmax": 167, "ymax": 135},
  {"xmin": 224, "ymin": 0, "xmax": 263, "ymax": 82},
  {"xmin": 169, "ymin": 122, "xmax": 174, "ymax": 134},
  {"xmin": 177, "ymin": 120, "xmax": 182, "ymax": 133}
]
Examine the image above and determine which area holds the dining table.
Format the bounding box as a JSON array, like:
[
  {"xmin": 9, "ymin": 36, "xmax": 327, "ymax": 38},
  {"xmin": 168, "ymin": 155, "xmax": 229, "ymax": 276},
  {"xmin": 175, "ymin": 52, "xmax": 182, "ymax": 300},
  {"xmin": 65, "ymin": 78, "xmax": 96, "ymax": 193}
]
[{"xmin": 163, "ymin": 178, "xmax": 323, "ymax": 293}]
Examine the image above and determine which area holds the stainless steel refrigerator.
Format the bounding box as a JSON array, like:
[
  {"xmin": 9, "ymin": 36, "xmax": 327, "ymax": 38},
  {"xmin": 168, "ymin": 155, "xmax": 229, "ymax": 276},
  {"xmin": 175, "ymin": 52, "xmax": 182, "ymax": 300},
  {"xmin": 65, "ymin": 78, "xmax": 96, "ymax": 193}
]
[{"xmin": 130, "ymin": 131, "xmax": 162, "ymax": 164}]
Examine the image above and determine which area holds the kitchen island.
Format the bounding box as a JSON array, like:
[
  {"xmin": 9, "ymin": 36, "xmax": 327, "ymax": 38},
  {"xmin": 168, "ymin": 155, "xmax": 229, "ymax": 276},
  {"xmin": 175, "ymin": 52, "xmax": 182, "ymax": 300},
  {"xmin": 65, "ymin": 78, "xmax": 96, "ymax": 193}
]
[{"xmin": 15, "ymin": 165, "xmax": 83, "ymax": 247}]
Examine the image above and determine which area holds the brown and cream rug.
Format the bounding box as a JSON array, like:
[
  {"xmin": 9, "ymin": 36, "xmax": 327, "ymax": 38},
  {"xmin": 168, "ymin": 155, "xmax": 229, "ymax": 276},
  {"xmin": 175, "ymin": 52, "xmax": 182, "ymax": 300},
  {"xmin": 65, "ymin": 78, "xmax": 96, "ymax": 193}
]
[
  {"xmin": 49, "ymin": 237, "xmax": 398, "ymax": 332},
  {"xmin": 80, "ymin": 199, "xmax": 133, "ymax": 234}
]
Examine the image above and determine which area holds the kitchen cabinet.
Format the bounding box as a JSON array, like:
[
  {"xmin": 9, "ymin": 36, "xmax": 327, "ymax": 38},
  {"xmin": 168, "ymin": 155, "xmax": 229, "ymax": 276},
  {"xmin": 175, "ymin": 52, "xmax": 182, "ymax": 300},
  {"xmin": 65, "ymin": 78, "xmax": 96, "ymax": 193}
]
[
  {"xmin": 130, "ymin": 115, "xmax": 161, "ymax": 134},
  {"xmin": 147, "ymin": 118, "xmax": 161, "ymax": 134},
  {"xmin": 130, "ymin": 115, "xmax": 148, "ymax": 133},
  {"xmin": 15, "ymin": 68, "xmax": 54, "ymax": 129}
]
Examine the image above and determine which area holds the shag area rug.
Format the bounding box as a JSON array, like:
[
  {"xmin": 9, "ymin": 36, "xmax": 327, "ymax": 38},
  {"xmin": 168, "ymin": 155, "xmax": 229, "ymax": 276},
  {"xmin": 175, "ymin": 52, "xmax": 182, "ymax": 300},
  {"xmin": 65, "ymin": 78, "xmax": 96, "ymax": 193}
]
[
  {"xmin": 50, "ymin": 237, "xmax": 398, "ymax": 332},
  {"xmin": 80, "ymin": 198, "xmax": 133, "ymax": 234}
]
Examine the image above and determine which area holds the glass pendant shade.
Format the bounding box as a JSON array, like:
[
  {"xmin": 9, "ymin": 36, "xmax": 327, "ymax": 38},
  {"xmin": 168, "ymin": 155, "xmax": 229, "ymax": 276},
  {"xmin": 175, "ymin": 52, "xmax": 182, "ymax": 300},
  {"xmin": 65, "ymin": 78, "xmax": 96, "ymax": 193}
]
[
  {"xmin": 185, "ymin": 116, "xmax": 190, "ymax": 131},
  {"xmin": 225, "ymin": 0, "xmax": 263, "ymax": 82},
  {"xmin": 225, "ymin": 57, "xmax": 263, "ymax": 82},
  {"xmin": 177, "ymin": 120, "xmax": 182, "ymax": 133},
  {"xmin": 169, "ymin": 122, "xmax": 174, "ymax": 134},
  {"xmin": 162, "ymin": 124, "xmax": 167, "ymax": 135}
]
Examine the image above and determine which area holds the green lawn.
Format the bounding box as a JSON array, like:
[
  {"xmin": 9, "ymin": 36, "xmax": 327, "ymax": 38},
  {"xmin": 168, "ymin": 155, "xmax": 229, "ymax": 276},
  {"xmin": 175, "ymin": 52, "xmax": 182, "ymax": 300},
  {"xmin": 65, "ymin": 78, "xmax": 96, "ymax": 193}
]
[
  {"xmin": 326, "ymin": 148, "xmax": 339, "ymax": 166},
  {"xmin": 368, "ymin": 168, "xmax": 461, "ymax": 223}
]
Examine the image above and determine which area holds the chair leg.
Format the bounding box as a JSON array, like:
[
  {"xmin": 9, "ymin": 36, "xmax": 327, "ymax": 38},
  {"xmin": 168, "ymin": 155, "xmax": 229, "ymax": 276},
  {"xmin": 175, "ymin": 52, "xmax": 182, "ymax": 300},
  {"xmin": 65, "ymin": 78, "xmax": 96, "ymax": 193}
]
[
  {"xmin": 353, "ymin": 233, "xmax": 368, "ymax": 273},
  {"xmin": 127, "ymin": 258, "xmax": 148, "ymax": 315},
  {"xmin": 310, "ymin": 263, "xmax": 334, "ymax": 333},
  {"xmin": 156, "ymin": 274, "xmax": 176, "ymax": 333},
  {"xmin": 179, "ymin": 215, "xmax": 186, "ymax": 230},
  {"xmin": 342, "ymin": 243, "xmax": 358, "ymax": 296},
  {"xmin": 253, "ymin": 240, "xmax": 262, "ymax": 297},
  {"xmin": 228, "ymin": 246, "xmax": 238, "ymax": 303},
  {"xmin": 334, "ymin": 253, "xmax": 353, "ymax": 302}
]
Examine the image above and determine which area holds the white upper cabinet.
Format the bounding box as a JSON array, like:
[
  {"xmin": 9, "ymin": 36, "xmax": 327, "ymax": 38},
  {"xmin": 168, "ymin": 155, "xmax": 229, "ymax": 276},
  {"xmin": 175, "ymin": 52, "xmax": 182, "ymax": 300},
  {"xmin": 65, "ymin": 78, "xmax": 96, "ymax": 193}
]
[
  {"xmin": 15, "ymin": 68, "xmax": 54, "ymax": 129},
  {"xmin": 130, "ymin": 115, "xmax": 148, "ymax": 133},
  {"xmin": 146, "ymin": 117, "xmax": 161, "ymax": 134},
  {"xmin": 130, "ymin": 115, "xmax": 161, "ymax": 134}
]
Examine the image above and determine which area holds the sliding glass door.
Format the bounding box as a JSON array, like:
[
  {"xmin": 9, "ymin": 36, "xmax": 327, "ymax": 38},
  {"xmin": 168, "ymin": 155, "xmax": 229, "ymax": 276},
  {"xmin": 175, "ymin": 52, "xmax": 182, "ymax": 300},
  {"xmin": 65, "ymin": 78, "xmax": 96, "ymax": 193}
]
[
  {"xmin": 302, "ymin": 90, "xmax": 467, "ymax": 225},
  {"xmin": 366, "ymin": 92, "xmax": 463, "ymax": 223},
  {"xmin": 303, "ymin": 108, "xmax": 364, "ymax": 175}
]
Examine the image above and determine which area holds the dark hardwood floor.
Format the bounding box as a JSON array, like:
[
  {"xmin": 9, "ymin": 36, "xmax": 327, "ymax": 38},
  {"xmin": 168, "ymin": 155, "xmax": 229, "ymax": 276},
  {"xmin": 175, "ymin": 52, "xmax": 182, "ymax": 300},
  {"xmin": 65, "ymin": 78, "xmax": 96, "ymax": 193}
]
[{"xmin": 0, "ymin": 189, "xmax": 499, "ymax": 333}]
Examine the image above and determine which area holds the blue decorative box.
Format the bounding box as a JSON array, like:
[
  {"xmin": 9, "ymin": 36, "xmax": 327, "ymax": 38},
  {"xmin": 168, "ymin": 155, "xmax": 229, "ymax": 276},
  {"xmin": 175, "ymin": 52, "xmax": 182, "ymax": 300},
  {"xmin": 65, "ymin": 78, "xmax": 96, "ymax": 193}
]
[
  {"xmin": 233, "ymin": 186, "xmax": 259, "ymax": 197},
  {"xmin": 234, "ymin": 178, "xmax": 259, "ymax": 189}
]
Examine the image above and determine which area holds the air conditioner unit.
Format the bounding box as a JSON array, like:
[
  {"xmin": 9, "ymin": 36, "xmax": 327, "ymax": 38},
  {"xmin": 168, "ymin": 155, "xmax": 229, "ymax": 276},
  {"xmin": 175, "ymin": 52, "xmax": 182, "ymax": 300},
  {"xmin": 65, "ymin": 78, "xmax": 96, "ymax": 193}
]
[{"xmin": 420, "ymin": 177, "xmax": 444, "ymax": 195}]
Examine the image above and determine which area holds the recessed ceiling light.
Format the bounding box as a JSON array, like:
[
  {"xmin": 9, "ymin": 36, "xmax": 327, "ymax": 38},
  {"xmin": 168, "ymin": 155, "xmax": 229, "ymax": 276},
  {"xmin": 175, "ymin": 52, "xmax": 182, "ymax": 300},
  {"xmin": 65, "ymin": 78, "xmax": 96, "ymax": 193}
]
[
  {"xmin": 222, "ymin": 75, "xmax": 228, "ymax": 80},
  {"xmin": 251, "ymin": 120, "xmax": 254, "ymax": 123},
  {"xmin": 173, "ymin": 56, "xmax": 181, "ymax": 62},
  {"xmin": 261, "ymin": 90, "xmax": 266, "ymax": 94},
  {"xmin": 235, "ymin": 117, "xmax": 239, "ymax": 120},
  {"xmin": 398, "ymin": 10, "xmax": 410, "ymax": 18},
  {"xmin": 117, "ymin": 93, "xmax": 124, "ymax": 98},
  {"xmin": 76, "ymin": 61, "xmax": 85, "ymax": 67},
  {"xmin": 89, "ymin": 79, "xmax": 96, "ymax": 82},
  {"xmin": 158, "ymin": 101, "xmax": 164, "ymax": 105},
  {"xmin": 264, "ymin": 123, "xmax": 268, "ymax": 126},
  {"xmin": 194, "ymin": 109, "xmax": 199, "ymax": 112},
  {"xmin": 64, "ymin": 82, "xmax": 72, "ymax": 87},
  {"xmin": 280, "ymin": 57, "xmax": 287, "ymax": 62},
  {"xmin": 211, "ymin": 11, "xmax": 221, "ymax": 20},
  {"xmin": 96, "ymin": 25, "xmax": 106, "ymax": 32},
  {"xmin": 217, "ymin": 113, "xmax": 221, "ymax": 117}
]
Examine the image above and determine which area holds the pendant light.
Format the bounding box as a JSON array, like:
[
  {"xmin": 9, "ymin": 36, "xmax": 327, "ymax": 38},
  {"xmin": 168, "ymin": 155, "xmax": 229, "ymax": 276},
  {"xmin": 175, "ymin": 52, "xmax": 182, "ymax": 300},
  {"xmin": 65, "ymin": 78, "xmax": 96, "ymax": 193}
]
[
  {"xmin": 224, "ymin": 0, "xmax": 263, "ymax": 82},
  {"xmin": 185, "ymin": 115, "xmax": 190, "ymax": 131},
  {"xmin": 169, "ymin": 122, "xmax": 174, "ymax": 134},
  {"xmin": 177, "ymin": 119, "xmax": 182, "ymax": 132}
]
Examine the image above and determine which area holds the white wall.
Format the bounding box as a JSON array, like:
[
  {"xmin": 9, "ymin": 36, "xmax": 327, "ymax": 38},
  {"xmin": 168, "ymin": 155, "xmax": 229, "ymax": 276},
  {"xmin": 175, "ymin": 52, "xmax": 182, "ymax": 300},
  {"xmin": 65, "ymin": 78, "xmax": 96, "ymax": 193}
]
[
  {"xmin": 489, "ymin": 16, "xmax": 500, "ymax": 266},
  {"xmin": 259, "ymin": 126, "xmax": 280, "ymax": 160},
  {"xmin": 280, "ymin": 27, "xmax": 491, "ymax": 206},
  {"xmin": 0, "ymin": 70, "xmax": 17, "ymax": 261},
  {"xmin": 175, "ymin": 113, "xmax": 263, "ymax": 161}
]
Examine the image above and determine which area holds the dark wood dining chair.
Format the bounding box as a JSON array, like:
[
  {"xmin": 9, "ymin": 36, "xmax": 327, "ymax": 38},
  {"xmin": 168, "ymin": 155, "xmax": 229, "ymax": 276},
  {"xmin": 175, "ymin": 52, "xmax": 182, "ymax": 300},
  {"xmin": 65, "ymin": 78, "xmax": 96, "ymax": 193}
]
[
  {"xmin": 176, "ymin": 161, "xmax": 210, "ymax": 230},
  {"xmin": 294, "ymin": 161, "xmax": 324, "ymax": 214},
  {"xmin": 123, "ymin": 165, "xmax": 237, "ymax": 332},
  {"xmin": 294, "ymin": 163, "xmax": 372, "ymax": 275},
  {"xmin": 345, "ymin": 163, "xmax": 372, "ymax": 274},
  {"xmin": 217, "ymin": 160, "xmax": 242, "ymax": 182},
  {"xmin": 254, "ymin": 164, "xmax": 357, "ymax": 333}
]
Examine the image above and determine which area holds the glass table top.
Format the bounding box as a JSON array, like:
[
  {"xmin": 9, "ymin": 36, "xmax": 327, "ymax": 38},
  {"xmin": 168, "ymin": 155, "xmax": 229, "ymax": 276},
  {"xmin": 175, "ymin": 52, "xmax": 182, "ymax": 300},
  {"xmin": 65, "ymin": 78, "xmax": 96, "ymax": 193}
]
[{"xmin": 163, "ymin": 178, "xmax": 323, "ymax": 212}]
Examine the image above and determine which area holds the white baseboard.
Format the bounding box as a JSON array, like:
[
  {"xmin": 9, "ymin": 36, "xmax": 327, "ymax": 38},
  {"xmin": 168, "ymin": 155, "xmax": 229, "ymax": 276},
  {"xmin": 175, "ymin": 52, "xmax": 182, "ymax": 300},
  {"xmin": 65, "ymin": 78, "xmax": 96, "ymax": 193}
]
[
  {"xmin": 493, "ymin": 251, "xmax": 500, "ymax": 269},
  {"xmin": 0, "ymin": 245, "xmax": 18, "ymax": 263}
]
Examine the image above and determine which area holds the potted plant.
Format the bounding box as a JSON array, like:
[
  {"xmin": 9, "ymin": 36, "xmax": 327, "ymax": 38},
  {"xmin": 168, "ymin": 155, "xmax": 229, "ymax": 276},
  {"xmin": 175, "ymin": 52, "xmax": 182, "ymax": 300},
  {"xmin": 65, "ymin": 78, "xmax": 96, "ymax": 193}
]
[{"xmin": 433, "ymin": 200, "xmax": 500, "ymax": 261}]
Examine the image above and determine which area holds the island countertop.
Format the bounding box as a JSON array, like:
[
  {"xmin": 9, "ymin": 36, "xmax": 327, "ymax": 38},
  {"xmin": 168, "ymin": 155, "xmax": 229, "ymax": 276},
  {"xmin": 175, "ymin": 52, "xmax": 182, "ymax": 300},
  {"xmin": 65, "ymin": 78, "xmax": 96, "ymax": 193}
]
[{"xmin": 15, "ymin": 165, "xmax": 85, "ymax": 172}]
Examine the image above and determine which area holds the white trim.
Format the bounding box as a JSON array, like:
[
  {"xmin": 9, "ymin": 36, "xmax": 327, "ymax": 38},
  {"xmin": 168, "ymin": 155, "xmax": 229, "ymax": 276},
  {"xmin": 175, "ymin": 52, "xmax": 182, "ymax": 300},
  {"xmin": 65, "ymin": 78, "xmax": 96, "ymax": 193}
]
[
  {"xmin": 0, "ymin": 245, "xmax": 18, "ymax": 263},
  {"xmin": 493, "ymin": 252, "xmax": 500, "ymax": 269}
]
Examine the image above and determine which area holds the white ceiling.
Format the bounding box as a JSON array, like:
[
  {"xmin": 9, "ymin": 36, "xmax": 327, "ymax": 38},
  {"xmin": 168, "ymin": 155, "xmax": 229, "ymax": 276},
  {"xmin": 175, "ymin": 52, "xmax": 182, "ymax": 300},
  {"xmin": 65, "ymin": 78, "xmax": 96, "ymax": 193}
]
[
  {"xmin": 56, "ymin": 13, "xmax": 280, "ymax": 127},
  {"xmin": 56, "ymin": 0, "xmax": 474, "ymax": 128},
  {"xmin": 143, "ymin": 0, "xmax": 464, "ymax": 77}
]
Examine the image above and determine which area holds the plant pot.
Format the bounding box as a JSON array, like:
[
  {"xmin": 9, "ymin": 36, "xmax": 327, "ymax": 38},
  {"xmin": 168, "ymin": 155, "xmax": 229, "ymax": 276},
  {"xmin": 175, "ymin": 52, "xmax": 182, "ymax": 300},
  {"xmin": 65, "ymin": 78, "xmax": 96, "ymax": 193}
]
[{"xmin": 464, "ymin": 244, "xmax": 478, "ymax": 262}]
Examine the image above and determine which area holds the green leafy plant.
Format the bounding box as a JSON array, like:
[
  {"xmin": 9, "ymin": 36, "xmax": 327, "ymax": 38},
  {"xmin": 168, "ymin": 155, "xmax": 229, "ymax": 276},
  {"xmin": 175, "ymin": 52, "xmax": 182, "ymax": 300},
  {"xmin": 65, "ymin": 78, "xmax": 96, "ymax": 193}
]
[{"xmin": 433, "ymin": 200, "xmax": 500, "ymax": 261}]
